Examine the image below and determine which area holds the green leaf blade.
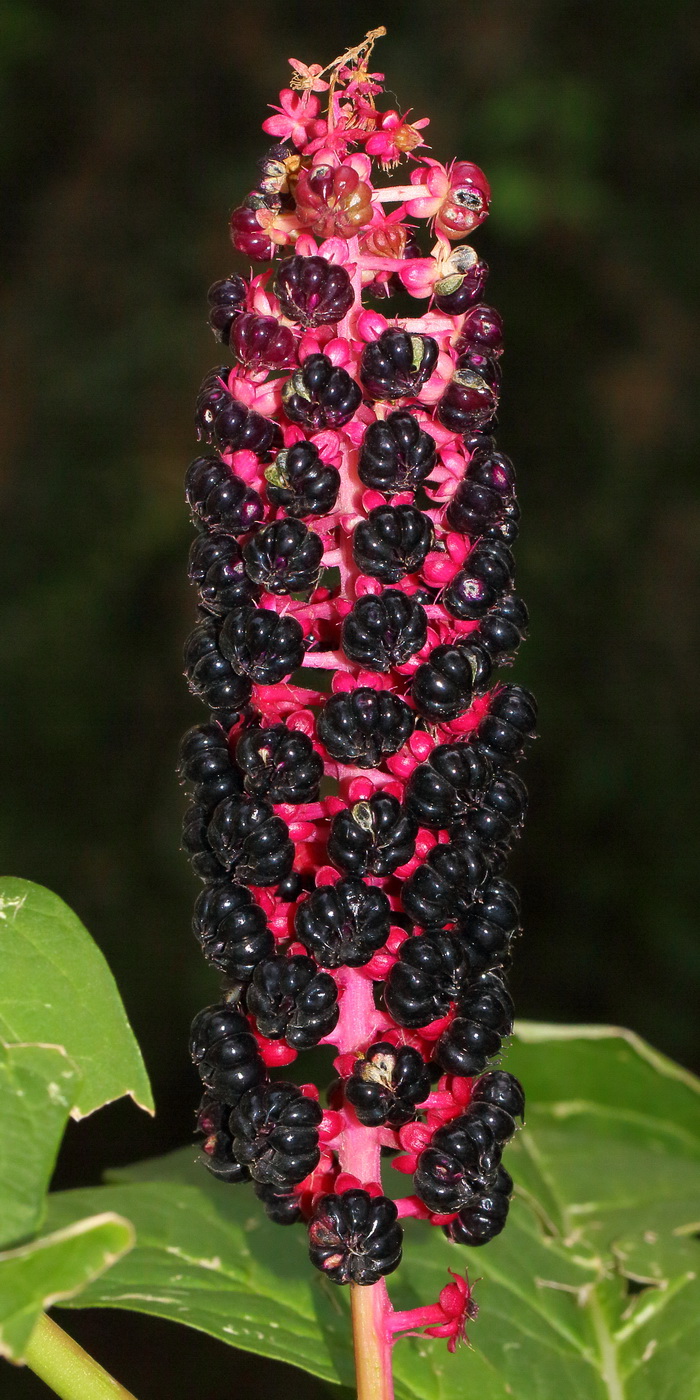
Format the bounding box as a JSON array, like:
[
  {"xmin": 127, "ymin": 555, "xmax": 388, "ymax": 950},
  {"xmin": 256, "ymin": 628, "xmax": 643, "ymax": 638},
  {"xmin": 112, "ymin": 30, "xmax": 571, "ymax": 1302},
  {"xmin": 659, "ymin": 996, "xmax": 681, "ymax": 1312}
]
[
  {"xmin": 0, "ymin": 1213, "xmax": 134, "ymax": 1361},
  {"xmin": 0, "ymin": 1042, "xmax": 80, "ymax": 1249},
  {"xmin": 0, "ymin": 877, "xmax": 153, "ymax": 1117}
]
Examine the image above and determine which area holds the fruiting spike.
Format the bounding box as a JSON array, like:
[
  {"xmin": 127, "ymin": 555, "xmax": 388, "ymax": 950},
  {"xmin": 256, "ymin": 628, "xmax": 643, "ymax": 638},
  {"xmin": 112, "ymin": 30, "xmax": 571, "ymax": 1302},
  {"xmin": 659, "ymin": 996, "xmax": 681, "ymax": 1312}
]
[{"xmin": 181, "ymin": 31, "xmax": 535, "ymax": 1400}]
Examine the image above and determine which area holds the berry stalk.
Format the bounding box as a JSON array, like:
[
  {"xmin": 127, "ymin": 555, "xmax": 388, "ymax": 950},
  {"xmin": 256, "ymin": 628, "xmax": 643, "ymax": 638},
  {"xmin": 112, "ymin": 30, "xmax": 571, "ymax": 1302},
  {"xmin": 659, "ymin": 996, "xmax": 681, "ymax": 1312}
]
[{"xmin": 181, "ymin": 28, "xmax": 535, "ymax": 1400}]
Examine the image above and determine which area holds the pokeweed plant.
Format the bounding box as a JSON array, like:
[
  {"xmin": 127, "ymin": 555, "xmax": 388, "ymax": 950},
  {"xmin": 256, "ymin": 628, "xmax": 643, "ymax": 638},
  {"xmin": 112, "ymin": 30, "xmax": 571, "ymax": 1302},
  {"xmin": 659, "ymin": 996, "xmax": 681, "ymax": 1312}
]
[
  {"xmin": 3, "ymin": 28, "xmax": 700, "ymax": 1400},
  {"xmin": 180, "ymin": 26, "xmax": 536, "ymax": 1398}
]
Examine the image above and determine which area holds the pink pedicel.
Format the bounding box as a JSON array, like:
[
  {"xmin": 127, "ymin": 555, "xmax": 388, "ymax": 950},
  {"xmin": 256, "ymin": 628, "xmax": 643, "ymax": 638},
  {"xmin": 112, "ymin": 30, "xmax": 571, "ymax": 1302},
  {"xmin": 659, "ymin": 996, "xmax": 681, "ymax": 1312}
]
[{"xmin": 182, "ymin": 27, "xmax": 534, "ymax": 1395}]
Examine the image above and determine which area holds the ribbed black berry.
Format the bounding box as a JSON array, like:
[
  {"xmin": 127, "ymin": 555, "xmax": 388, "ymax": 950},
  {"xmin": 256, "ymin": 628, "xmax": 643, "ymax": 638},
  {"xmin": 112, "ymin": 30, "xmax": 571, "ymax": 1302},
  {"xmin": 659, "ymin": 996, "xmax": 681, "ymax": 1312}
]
[
  {"xmin": 254, "ymin": 1180, "xmax": 303, "ymax": 1225},
  {"xmin": 358, "ymin": 411, "xmax": 437, "ymax": 493},
  {"xmin": 401, "ymin": 843, "xmax": 488, "ymax": 926},
  {"xmin": 195, "ymin": 369, "xmax": 283, "ymax": 459},
  {"xmin": 308, "ymin": 1190, "xmax": 402, "ymax": 1285},
  {"xmin": 450, "ymin": 877, "xmax": 521, "ymax": 972},
  {"xmin": 405, "ymin": 742, "xmax": 490, "ymax": 829},
  {"xmin": 197, "ymin": 1093, "xmax": 250, "ymax": 1183},
  {"xmin": 443, "ymin": 1165, "xmax": 513, "ymax": 1245},
  {"xmin": 207, "ymin": 276, "xmax": 247, "ymax": 343},
  {"xmin": 188, "ymin": 531, "xmax": 261, "ymax": 615},
  {"xmin": 345, "ymin": 1042, "xmax": 431, "ymax": 1127},
  {"xmin": 178, "ymin": 723, "xmax": 242, "ymax": 811},
  {"xmin": 281, "ymin": 353, "xmax": 362, "ymax": 431},
  {"xmin": 190, "ymin": 1003, "xmax": 265, "ymax": 1106},
  {"xmin": 446, "ymin": 449, "xmax": 516, "ymax": 538},
  {"xmin": 185, "ymin": 455, "xmax": 264, "ymax": 535},
  {"xmin": 411, "ymin": 643, "xmax": 492, "ymax": 722},
  {"xmin": 452, "ymin": 770, "xmax": 527, "ymax": 850},
  {"xmin": 294, "ymin": 876, "xmax": 391, "ymax": 968},
  {"xmin": 327, "ymin": 794, "xmax": 417, "ymax": 877},
  {"xmin": 384, "ymin": 930, "xmax": 476, "ymax": 1029},
  {"xmin": 230, "ymin": 312, "xmax": 297, "ymax": 371},
  {"xmin": 207, "ymin": 794, "xmax": 294, "ymax": 887},
  {"xmin": 433, "ymin": 257, "xmax": 488, "ymax": 315},
  {"xmin": 470, "ymin": 1070, "xmax": 525, "ymax": 1120},
  {"xmin": 436, "ymin": 368, "xmax": 499, "ymax": 434},
  {"xmin": 219, "ymin": 605, "xmax": 306, "ymax": 685},
  {"xmin": 353, "ymin": 504, "xmax": 434, "ymax": 583},
  {"xmin": 242, "ymin": 519, "xmax": 323, "ymax": 595},
  {"xmin": 341, "ymin": 590, "xmax": 427, "ymax": 672},
  {"xmin": 274, "ymin": 255, "xmax": 355, "ymax": 327},
  {"xmin": 246, "ymin": 954, "xmax": 339, "ymax": 1048},
  {"xmin": 229, "ymin": 1081, "xmax": 323, "ymax": 1187},
  {"xmin": 474, "ymin": 685, "xmax": 538, "ymax": 766},
  {"xmin": 476, "ymin": 594, "xmax": 529, "ymax": 660},
  {"xmin": 443, "ymin": 540, "xmax": 515, "ymax": 621},
  {"xmin": 182, "ymin": 801, "xmax": 227, "ymax": 881},
  {"xmin": 436, "ymin": 972, "xmax": 514, "ymax": 1075},
  {"xmin": 193, "ymin": 881, "xmax": 274, "ymax": 979},
  {"xmin": 415, "ymin": 1127, "xmax": 512, "ymax": 1216},
  {"xmin": 265, "ymin": 441, "xmax": 340, "ymax": 517},
  {"xmin": 235, "ymin": 724, "xmax": 323, "ymax": 804},
  {"xmin": 360, "ymin": 329, "xmax": 438, "ymax": 401},
  {"xmin": 317, "ymin": 688, "xmax": 415, "ymax": 767},
  {"xmin": 456, "ymin": 304, "xmax": 504, "ymax": 358},
  {"xmin": 183, "ymin": 615, "xmax": 253, "ymax": 713}
]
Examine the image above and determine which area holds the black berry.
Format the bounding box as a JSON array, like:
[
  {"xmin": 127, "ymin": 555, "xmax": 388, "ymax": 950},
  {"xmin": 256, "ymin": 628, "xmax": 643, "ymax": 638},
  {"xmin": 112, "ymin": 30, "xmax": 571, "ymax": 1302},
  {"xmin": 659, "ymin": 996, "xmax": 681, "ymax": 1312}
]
[
  {"xmin": 197, "ymin": 1093, "xmax": 250, "ymax": 1183},
  {"xmin": 358, "ymin": 411, "xmax": 437, "ymax": 493},
  {"xmin": 193, "ymin": 881, "xmax": 274, "ymax": 980},
  {"xmin": 436, "ymin": 972, "xmax": 514, "ymax": 1075},
  {"xmin": 219, "ymin": 605, "xmax": 306, "ymax": 685},
  {"xmin": 295, "ymin": 876, "xmax": 391, "ymax": 968},
  {"xmin": 308, "ymin": 1190, "xmax": 402, "ymax": 1285},
  {"xmin": 341, "ymin": 590, "xmax": 427, "ymax": 672},
  {"xmin": 178, "ymin": 723, "xmax": 242, "ymax": 811},
  {"xmin": 327, "ymin": 794, "xmax": 417, "ymax": 877},
  {"xmin": 188, "ymin": 531, "xmax": 260, "ymax": 615},
  {"xmin": 274, "ymin": 255, "xmax": 355, "ymax": 327},
  {"xmin": 246, "ymin": 954, "xmax": 339, "ymax": 1048},
  {"xmin": 281, "ymin": 354, "xmax": 362, "ymax": 431},
  {"xmin": 242, "ymin": 519, "xmax": 323, "ymax": 595},
  {"xmin": 345, "ymin": 1042, "xmax": 431, "ymax": 1127},
  {"xmin": 317, "ymin": 688, "xmax": 415, "ymax": 767},
  {"xmin": 230, "ymin": 1081, "xmax": 323, "ymax": 1187},
  {"xmin": 207, "ymin": 276, "xmax": 247, "ymax": 343},
  {"xmin": 353, "ymin": 505, "xmax": 434, "ymax": 583},
  {"xmin": 236, "ymin": 724, "xmax": 323, "ymax": 804},
  {"xmin": 437, "ymin": 368, "xmax": 499, "ymax": 434},
  {"xmin": 405, "ymin": 742, "xmax": 490, "ymax": 829},
  {"xmin": 433, "ymin": 258, "xmax": 488, "ymax": 315},
  {"xmin": 184, "ymin": 616, "xmax": 253, "ymax": 713},
  {"xmin": 230, "ymin": 312, "xmax": 297, "ymax": 371},
  {"xmin": 452, "ymin": 876, "xmax": 521, "ymax": 972},
  {"xmin": 360, "ymin": 329, "xmax": 438, "ymax": 401},
  {"xmin": 401, "ymin": 842, "xmax": 487, "ymax": 926},
  {"xmin": 207, "ymin": 794, "xmax": 294, "ymax": 886},
  {"xmin": 384, "ymin": 930, "xmax": 475, "ymax": 1029},
  {"xmin": 265, "ymin": 441, "xmax": 340, "ymax": 517},
  {"xmin": 185, "ymin": 455, "xmax": 264, "ymax": 535},
  {"xmin": 443, "ymin": 1166, "xmax": 513, "ymax": 1246},
  {"xmin": 190, "ymin": 1002, "xmax": 265, "ymax": 1106},
  {"xmin": 254, "ymin": 1181, "xmax": 303, "ymax": 1225},
  {"xmin": 474, "ymin": 684, "xmax": 538, "ymax": 766},
  {"xmin": 411, "ymin": 644, "xmax": 492, "ymax": 722}
]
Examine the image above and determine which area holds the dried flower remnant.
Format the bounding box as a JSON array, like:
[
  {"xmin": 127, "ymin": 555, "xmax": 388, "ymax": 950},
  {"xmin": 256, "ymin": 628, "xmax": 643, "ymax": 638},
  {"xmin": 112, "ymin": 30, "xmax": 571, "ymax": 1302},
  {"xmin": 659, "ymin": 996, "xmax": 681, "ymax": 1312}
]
[{"xmin": 181, "ymin": 26, "xmax": 535, "ymax": 1399}]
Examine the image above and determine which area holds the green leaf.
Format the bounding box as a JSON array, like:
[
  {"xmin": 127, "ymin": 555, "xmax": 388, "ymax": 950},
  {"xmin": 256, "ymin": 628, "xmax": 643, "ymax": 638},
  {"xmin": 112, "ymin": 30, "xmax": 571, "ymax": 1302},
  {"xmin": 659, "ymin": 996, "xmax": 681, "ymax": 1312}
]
[
  {"xmin": 0, "ymin": 1042, "xmax": 80, "ymax": 1249},
  {"xmin": 0, "ymin": 877, "xmax": 153, "ymax": 1117},
  {"xmin": 43, "ymin": 1025, "xmax": 700, "ymax": 1399},
  {"xmin": 0, "ymin": 1213, "xmax": 134, "ymax": 1361}
]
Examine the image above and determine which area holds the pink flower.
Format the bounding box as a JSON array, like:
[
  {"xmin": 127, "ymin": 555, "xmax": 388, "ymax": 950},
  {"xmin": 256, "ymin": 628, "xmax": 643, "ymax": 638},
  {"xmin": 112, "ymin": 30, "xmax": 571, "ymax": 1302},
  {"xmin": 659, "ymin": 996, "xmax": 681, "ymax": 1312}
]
[
  {"xmin": 288, "ymin": 58, "xmax": 330, "ymax": 93},
  {"xmin": 263, "ymin": 89, "xmax": 324, "ymax": 148},
  {"xmin": 426, "ymin": 1271, "xmax": 479, "ymax": 1351},
  {"xmin": 366, "ymin": 110, "xmax": 430, "ymax": 169}
]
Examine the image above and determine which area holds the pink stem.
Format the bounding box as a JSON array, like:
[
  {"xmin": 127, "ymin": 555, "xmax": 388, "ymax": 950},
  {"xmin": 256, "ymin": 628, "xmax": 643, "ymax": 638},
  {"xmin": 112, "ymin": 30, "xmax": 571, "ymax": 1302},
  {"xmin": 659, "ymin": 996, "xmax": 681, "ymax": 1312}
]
[
  {"xmin": 301, "ymin": 650, "xmax": 354, "ymax": 671},
  {"xmin": 334, "ymin": 970, "xmax": 395, "ymax": 1400},
  {"xmin": 372, "ymin": 184, "xmax": 430, "ymax": 203}
]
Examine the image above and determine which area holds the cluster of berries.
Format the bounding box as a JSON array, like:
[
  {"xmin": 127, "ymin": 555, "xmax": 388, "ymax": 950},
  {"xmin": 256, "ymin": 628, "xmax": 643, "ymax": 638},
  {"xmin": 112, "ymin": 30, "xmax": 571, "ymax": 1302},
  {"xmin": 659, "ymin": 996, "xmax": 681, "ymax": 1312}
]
[{"xmin": 180, "ymin": 35, "xmax": 534, "ymax": 1341}]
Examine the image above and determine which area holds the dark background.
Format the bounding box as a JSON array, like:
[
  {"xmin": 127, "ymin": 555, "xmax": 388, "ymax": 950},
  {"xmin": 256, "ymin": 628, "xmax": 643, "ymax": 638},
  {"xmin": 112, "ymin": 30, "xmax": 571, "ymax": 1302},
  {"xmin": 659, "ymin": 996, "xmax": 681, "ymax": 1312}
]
[{"xmin": 2, "ymin": 0, "xmax": 698, "ymax": 1395}]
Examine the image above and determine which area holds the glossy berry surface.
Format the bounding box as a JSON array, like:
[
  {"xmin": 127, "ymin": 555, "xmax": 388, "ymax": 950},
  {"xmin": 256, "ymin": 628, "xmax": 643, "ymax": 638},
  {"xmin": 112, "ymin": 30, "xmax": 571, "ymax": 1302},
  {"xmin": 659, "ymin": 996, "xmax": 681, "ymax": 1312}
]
[
  {"xmin": 341, "ymin": 590, "xmax": 427, "ymax": 672},
  {"xmin": 295, "ymin": 876, "xmax": 391, "ymax": 968},
  {"xmin": 254, "ymin": 1181, "xmax": 303, "ymax": 1225},
  {"xmin": 183, "ymin": 616, "xmax": 253, "ymax": 713},
  {"xmin": 411, "ymin": 644, "xmax": 492, "ymax": 722},
  {"xmin": 230, "ymin": 1081, "xmax": 323, "ymax": 1187},
  {"xmin": 471, "ymin": 1070, "xmax": 525, "ymax": 1120},
  {"xmin": 265, "ymin": 442, "xmax": 340, "ymax": 517},
  {"xmin": 384, "ymin": 930, "xmax": 475, "ymax": 1029},
  {"xmin": 178, "ymin": 723, "xmax": 242, "ymax": 811},
  {"xmin": 182, "ymin": 802, "xmax": 226, "ymax": 881},
  {"xmin": 230, "ymin": 312, "xmax": 297, "ymax": 371},
  {"xmin": 455, "ymin": 303, "xmax": 504, "ymax": 357},
  {"xmin": 190, "ymin": 1002, "xmax": 265, "ymax": 1106},
  {"xmin": 188, "ymin": 531, "xmax": 260, "ymax": 615},
  {"xmin": 328, "ymin": 794, "xmax": 417, "ymax": 877},
  {"xmin": 476, "ymin": 594, "xmax": 529, "ymax": 660},
  {"xmin": 317, "ymin": 688, "xmax": 415, "ymax": 766},
  {"xmin": 353, "ymin": 504, "xmax": 434, "ymax": 583},
  {"xmin": 185, "ymin": 456, "xmax": 264, "ymax": 536},
  {"xmin": 360, "ymin": 329, "xmax": 438, "ymax": 401},
  {"xmin": 443, "ymin": 1165, "xmax": 513, "ymax": 1246},
  {"xmin": 229, "ymin": 204, "xmax": 275, "ymax": 260},
  {"xmin": 345, "ymin": 1042, "xmax": 431, "ymax": 1127},
  {"xmin": 308, "ymin": 1190, "xmax": 402, "ymax": 1285},
  {"xmin": 402, "ymin": 842, "xmax": 487, "ymax": 927},
  {"xmin": 358, "ymin": 411, "xmax": 437, "ymax": 493},
  {"xmin": 193, "ymin": 881, "xmax": 274, "ymax": 980},
  {"xmin": 207, "ymin": 275, "xmax": 247, "ymax": 343},
  {"xmin": 207, "ymin": 794, "xmax": 294, "ymax": 886},
  {"xmin": 453, "ymin": 876, "xmax": 521, "ymax": 971},
  {"xmin": 281, "ymin": 353, "xmax": 362, "ymax": 432},
  {"xmin": 274, "ymin": 255, "xmax": 355, "ymax": 327},
  {"xmin": 454, "ymin": 770, "xmax": 528, "ymax": 851},
  {"xmin": 436, "ymin": 972, "xmax": 514, "ymax": 1075},
  {"xmin": 242, "ymin": 519, "xmax": 323, "ymax": 595},
  {"xmin": 405, "ymin": 742, "xmax": 490, "ymax": 829},
  {"xmin": 220, "ymin": 606, "xmax": 306, "ymax": 685},
  {"xmin": 443, "ymin": 540, "xmax": 514, "ymax": 621},
  {"xmin": 236, "ymin": 724, "xmax": 323, "ymax": 803},
  {"xmin": 437, "ymin": 368, "xmax": 499, "ymax": 434},
  {"xmin": 475, "ymin": 684, "xmax": 538, "ymax": 765},
  {"xmin": 246, "ymin": 954, "xmax": 339, "ymax": 1048}
]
